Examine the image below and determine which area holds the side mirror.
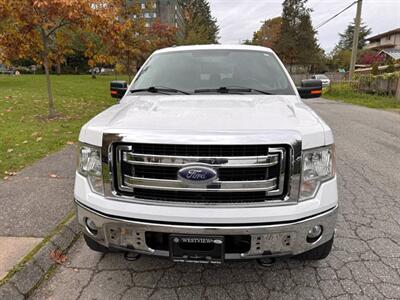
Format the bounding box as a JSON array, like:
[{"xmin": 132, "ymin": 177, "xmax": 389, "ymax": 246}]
[
  {"xmin": 110, "ymin": 81, "xmax": 128, "ymax": 99},
  {"xmin": 297, "ymin": 79, "xmax": 322, "ymax": 99}
]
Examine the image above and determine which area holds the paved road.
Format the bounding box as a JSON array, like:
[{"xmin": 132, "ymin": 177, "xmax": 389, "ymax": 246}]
[{"xmin": 31, "ymin": 99, "xmax": 400, "ymax": 299}]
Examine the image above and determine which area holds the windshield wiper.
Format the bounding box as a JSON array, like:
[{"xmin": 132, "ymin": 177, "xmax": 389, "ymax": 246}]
[
  {"xmin": 130, "ymin": 86, "xmax": 190, "ymax": 95},
  {"xmin": 194, "ymin": 87, "xmax": 273, "ymax": 95}
]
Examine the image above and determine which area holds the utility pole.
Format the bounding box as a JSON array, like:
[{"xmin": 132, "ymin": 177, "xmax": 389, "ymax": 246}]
[{"xmin": 349, "ymin": 0, "xmax": 363, "ymax": 81}]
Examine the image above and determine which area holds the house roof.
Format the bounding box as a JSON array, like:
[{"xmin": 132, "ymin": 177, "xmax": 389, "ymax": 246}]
[
  {"xmin": 366, "ymin": 28, "xmax": 400, "ymax": 42},
  {"xmin": 378, "ymin": 48, "xmax": 400, "ymax": 60}
]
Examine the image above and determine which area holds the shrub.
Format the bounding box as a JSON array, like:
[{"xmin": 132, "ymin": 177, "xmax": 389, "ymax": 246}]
[{"xmin": 371, "ymin": 63, "xmax": 379, "ymax": 75}]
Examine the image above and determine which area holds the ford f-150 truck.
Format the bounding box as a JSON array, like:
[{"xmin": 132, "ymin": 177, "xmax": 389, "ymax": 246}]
[{"xmin": 75, "ymin": 45, "xmax": 338, "ymax": 264}]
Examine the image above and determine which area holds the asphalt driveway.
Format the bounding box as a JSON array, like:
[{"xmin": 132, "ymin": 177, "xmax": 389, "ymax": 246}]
[{"xmin": 31, "ymin": 98, "xmax": 400, "ymax": 299}]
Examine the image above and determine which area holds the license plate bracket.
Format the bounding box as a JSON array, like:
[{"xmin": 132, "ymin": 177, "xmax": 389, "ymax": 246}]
[{"xmin": 169, "ymin": 235, "xmax": 224, "ymax": 264}]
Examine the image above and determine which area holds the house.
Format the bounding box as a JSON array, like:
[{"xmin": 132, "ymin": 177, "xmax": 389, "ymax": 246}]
[
  {"xmin": 365, "ymin": 28, "xmax": 400, "ymax": 51},
  {"xmin": 364, "ymin": 28, "xmax": 400, "ymax": 63}
]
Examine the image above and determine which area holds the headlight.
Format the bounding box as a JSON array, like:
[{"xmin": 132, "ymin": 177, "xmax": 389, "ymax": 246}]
[
  {"xmin": 300, "ymin": 145, "xmax": 335, "ymax": 201},
  {"xmin": 78, "ymin": 143, "xmax": 104, "ymax": 195}
]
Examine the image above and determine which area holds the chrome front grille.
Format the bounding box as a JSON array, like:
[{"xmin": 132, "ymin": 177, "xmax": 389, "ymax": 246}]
[{"xmin": 112, "ymin": 143, "xmax": 289, "ymax": 204}]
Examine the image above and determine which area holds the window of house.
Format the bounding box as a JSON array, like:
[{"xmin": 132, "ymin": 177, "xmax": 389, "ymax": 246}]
[
  {"xmin": 145, "ymin": 22, "xmax": 150, "ymax": 28},
  {"xmin": 141, "ymin": 3, "xmax": 145, "ymax": 9},
  {"xmin": 153, "ymin": 3, "xmax": 157, "ymax": 8},
  {"xmin": 144, "ymin": 12, "xmax": 150, "ymax": 18},
  {"xmin": 153, "ymin": 13, "xmax": 157, "ymax": 18}
]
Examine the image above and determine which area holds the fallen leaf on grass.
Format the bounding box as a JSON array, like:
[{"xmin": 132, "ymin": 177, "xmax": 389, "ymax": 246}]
[
  {"xmin": 22, "ymin": 140, "xmax": 28, "ymax": 144},
  {"xmin": 49, "ymin": 174, "xmax": 58, "ymax": 178},
  {"xmin": 4, "ymin": 171, "xmax": 16, "ymax": 176},
  {"xmin": 31, "ymin": 132, "xmax": 39, "ymax": 137},
  {"xmin": 49, "ymin": 249, "xmax": 67, "ymax": 264},
  {"xmin": 7, "ymin": 148, "xmax": 13, "ymax": 153},
  {"xmin": 3, "ymin": 176, "xmax": 9, "ymax": 180},
  {"xmin": 66, "ymin": 141, "xmax": 74, "ymax": 145},
  {"xmin": 36, "ymin": 137, "xmax": 42, "ymax": 142}
]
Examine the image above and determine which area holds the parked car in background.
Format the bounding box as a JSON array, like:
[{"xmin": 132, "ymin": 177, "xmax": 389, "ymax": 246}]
[
  {"xmin": 0, "ymin": 66, "xmax": 15, "ymax": 75},
  {"xmin": 76, "ymin": 45, "xmax": 337, "ymax": 265},
  {"xmin": 311, "ymin": 74, "xmax": 331, "ymax": 87}
]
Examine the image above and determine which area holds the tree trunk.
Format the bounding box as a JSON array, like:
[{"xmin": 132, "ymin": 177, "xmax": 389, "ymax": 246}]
[
  {"xmin": 57, "ymin": 61, "xmax": 61, "ymax": 75},
  {"xmin": 40, "ymin": 28, "xmax": 56, "ymax": 118},
  {"xmin": 127, "ymin": 55, "xmax": 132, "ymax": 83}
]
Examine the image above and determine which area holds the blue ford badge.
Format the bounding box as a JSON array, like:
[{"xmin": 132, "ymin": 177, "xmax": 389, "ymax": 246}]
[{"xmin": 178, "ymin": 166, "xmax": 217, "ymax": 184}]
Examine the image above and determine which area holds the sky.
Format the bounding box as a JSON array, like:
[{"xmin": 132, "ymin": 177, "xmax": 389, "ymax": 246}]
[{"xmin": 208, "ymin": 0, "xmax": 400, "ymax": 53}]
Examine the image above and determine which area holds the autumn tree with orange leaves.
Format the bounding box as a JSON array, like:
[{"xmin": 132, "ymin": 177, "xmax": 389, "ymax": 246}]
[
  {"xmin": 0, "ymin": 0, "xmax": 180, "ymax": 117},
  {"xmin": 0, "ymin": 0, "xmax": 113, "ymax": 118}
]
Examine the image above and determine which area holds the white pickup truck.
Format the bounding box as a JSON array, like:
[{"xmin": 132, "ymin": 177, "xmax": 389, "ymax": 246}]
[{"xmin": 75, "ymin": 45, "xmax": 338, "ymax": 264}]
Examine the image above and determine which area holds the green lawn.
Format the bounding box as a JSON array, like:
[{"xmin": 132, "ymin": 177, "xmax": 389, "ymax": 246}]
[
  {"xmin": 323, "ymin": 82, "xmax": 400, "ymax": 109},
  {"xmin": 0, "ymin": 75, "xmax": 123, "ymax": 177}
]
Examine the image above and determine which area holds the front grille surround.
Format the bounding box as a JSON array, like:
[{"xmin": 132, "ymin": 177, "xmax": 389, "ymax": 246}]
[
  {"xmin": 101, "ymin": 132, "xmax": 302, "ymax": 207},
  {"xmin": 113, "ymin": 143, "xmax": 288, "ymax": 204}
]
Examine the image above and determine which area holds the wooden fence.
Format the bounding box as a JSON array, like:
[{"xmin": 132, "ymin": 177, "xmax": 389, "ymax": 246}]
[{"xmin": 358, "ymin": 77, "xmax": 400, "ymax": 96}]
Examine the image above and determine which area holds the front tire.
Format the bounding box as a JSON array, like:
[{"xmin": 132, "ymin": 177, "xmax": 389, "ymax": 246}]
[{"xmin": 294, "ymin": 236, "xmax": 334, "ymax": 260}]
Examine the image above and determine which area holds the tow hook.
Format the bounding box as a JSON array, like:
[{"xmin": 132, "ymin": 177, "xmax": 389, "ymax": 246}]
[
  {"xmin": 257, "ymin": 257, "xmax": 276, "ymax": 267},
  {"xmin": 124, "ymin": 251, "xmax": 141, "ymax": 261}
]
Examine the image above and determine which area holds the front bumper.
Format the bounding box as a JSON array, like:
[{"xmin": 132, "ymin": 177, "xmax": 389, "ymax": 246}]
[{"xmin": 76, "ymin": 200, "xmax": 338, "ymax": 260}]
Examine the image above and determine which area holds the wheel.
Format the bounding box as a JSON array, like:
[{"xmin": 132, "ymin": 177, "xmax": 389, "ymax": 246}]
[
  {"xmin": 83, "ymin": 234, "xmax": 117, "ymax": 253},
  {"xmin": 294, "ymin": 236, "xmax": 334, "ymax": 260}
]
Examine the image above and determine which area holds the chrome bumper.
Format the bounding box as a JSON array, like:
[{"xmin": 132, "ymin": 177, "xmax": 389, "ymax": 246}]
[{"xmin": 76, "ymin": 200, "xmax": 338, "ymax": 260}]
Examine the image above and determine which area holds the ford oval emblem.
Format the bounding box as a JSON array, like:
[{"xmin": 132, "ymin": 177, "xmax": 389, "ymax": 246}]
[{"xmin": 178, "ymin": 166, "xmax": 218, "ymax": 185}]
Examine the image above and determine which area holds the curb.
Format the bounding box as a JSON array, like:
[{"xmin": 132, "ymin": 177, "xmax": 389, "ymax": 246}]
[{"xmin": 0, "ymin": 210, "xmax": 81, "ymax": 299}]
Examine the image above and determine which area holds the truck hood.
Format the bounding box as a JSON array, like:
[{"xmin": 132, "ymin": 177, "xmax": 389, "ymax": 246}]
[{"xmin": 80, "ymin": 95, "xmax": 332, "ymax": 149}]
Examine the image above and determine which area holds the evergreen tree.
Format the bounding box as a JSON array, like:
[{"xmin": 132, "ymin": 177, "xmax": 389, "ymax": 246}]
[
  {"xmin": 178, "ymin": 0, "xmax": 219, "ymax": 44},
  {"xmin": 275, "ymin": 0, "xmax": 321, "ymax": 69},
  {"xmin": 336, "ymin": 19, "xmax": 371, "ymax": 50}
]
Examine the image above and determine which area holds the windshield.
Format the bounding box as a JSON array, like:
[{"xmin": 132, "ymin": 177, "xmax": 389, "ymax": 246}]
[{"xmin": 132, "ymin": 50, "xmax": 295, "ymax": 95}]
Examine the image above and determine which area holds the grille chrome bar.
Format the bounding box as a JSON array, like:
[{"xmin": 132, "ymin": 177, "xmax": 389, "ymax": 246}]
[
  {"xmin": 123, "ymin": 153, "xmax": 279, "ymax": 168},
  {"xmin": 123, "ymin": 175, "xmax": 277, "ymax": 192}
]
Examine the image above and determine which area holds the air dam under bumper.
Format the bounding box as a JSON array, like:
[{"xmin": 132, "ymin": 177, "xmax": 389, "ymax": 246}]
[{"xmin": 76, "ymin": 201, "xmax": 338, "ymax": 260}]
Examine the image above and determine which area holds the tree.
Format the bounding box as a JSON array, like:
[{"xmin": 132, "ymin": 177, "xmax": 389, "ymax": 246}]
[
  {"xmin": 330, "ymin": 49, "xmax": 352, "ymax": 70},
  {"xmin": 179, "ymin": 0, "xmax": 219, "ymax": 44},
  {"xmin": 147, "ymin": 20, "xmax": 177, "ymax": 52},
  {"xmin": 358, "ymin": 50, "xmax": 384, "ymax": 65},
  {"xmin": 386, "ymin": 59, "xmax": 395, "ymax": 73},
  {"xmin": 0, "ymin": 0, "xmax": 111, "ymax": 118},
  {"xmin": 101, "ymin": 0, "xmax": 146, "ymax": 82},
  {"xmin": 371, "ymin": 62, "xmax": 379, "ymax": 75},
  {"xmin": 335, "ymin": 19, "xmax": 371, "ymax": 50},
  {"xmin": 252, "ymin": 17, "xmax": 282, "ymax": 50},
  {"xmin": 275, "ymin": 0, "xmax": 321, "ymax": 71},
  {"xmin": 296, "ymin": 12, "xmax": 320, "ymax": 68}
]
